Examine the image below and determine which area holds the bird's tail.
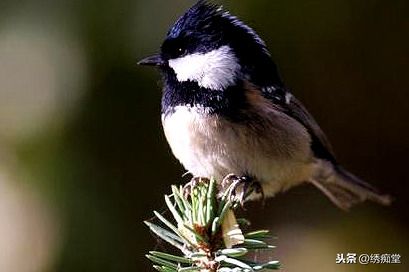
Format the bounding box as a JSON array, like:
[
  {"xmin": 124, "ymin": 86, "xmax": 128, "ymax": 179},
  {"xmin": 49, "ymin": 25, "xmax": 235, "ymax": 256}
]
[{"xmin": 310, "ymin": 161, "xmax": 392, "ymax": 210}]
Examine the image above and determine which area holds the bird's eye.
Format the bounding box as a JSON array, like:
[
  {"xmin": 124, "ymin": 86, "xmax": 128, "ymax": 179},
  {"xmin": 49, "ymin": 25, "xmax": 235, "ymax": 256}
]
[
  {"xmin": 177, "ymin": 47, "xmax": 186, "ymax": 55},
  {"xmin": 161, "ymin": 37, "xmax": 188, "ymax": 58}
]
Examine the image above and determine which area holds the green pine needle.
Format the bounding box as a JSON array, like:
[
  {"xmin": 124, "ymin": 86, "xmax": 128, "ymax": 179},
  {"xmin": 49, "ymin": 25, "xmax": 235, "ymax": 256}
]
[{"xmin": 145, "ymin": 177, "xmax": 280, "ymax": 272}]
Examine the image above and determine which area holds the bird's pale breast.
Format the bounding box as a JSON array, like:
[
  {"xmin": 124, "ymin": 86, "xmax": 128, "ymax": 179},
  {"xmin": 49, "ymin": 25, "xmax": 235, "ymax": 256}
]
[{"xmin": 162, "ymin": 95, "xmax": 315, "ymax": 197}]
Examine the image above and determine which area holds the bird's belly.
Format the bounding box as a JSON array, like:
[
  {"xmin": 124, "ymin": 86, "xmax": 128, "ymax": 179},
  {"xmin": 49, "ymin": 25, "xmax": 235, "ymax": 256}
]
[{"xmin": 162, "ymin": 106, "xmax": 314, "ymax": 196}]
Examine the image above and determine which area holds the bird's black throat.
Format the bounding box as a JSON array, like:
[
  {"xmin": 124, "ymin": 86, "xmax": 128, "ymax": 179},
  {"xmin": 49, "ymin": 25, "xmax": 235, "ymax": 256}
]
[{"xmin": 161, "ymin": 70, "xmax": 249, "ymax": 121}]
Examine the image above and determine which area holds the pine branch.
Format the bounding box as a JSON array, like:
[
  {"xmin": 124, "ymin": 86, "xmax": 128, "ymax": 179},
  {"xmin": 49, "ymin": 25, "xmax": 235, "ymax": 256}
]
[{"xmin": 145, "ymin": 177, "xmax": 280, "ymax": 272}]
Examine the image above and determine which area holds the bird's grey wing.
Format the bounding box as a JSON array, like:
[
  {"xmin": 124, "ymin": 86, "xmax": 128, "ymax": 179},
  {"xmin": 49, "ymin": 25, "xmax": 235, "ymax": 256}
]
[
  {"xmin": 285, "ymin": 94, "xmax": 337, "ymax": 163},
  {"xmin": 260, "ymin": 86, "xmax": 391, "ymax": 209},
  {"xmin": 261, "ymin": 87, "xmax": 337, "ymax": 163}
]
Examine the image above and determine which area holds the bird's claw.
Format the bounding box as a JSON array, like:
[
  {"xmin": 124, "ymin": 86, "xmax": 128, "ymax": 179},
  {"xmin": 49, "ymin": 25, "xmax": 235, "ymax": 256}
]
[
  {"xmin": 221, "ymin": 174, "xmax": 264, "ymax": 206},
  {"xmin": 183, "ymin": 177, "xmax": 210, "ymax": 198}
]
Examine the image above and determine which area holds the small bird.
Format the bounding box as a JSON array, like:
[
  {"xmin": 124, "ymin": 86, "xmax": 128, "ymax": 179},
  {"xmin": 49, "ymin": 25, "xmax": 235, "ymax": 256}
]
[{"xmin": 139, "ymin": 0, "xmax": 391, "ymax": 210}]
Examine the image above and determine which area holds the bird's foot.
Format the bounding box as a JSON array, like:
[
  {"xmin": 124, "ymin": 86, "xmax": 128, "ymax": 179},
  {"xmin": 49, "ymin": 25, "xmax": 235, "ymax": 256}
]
[
  {"xmin": 183, "ymin": 176, "xmax": 211, "ymax": 198},
  {"xmin": 220, "ymin": 174, "xmax": 264, "ymax": 206}
]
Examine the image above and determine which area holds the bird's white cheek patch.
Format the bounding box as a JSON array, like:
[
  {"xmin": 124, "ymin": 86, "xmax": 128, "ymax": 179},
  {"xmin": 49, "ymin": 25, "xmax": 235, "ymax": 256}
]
[{"xmin": 168, "ymin": 45, "xmax": 240, "ymax": 90}]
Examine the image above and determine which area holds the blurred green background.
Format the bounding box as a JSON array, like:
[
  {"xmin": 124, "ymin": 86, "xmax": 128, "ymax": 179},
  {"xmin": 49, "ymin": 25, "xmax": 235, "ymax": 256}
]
[{"xmin": 0, "ymin": 0, "xmax": 408, "ymax": 271}]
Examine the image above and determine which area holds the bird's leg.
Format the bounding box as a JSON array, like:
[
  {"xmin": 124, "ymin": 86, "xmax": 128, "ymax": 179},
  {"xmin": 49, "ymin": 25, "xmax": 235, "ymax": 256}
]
[
  {"xmin": 242, "ymin": 177, "xmax": 264, "ymax": 203},
  {"xmin": 221, "ymin": 174, "xmax": 264, "ymax": 205}
]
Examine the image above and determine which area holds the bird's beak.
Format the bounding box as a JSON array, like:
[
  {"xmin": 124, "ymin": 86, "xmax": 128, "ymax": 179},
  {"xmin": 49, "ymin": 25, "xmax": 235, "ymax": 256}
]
[{"xmin": 138, "ymin": 54, "xmax": 165, "ymax": 67}]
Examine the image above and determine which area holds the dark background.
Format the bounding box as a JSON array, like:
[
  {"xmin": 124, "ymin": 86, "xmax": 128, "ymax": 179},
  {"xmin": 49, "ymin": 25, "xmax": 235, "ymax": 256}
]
[{"xmin": 0, "ymin": 0, "xmax": 407, "ymax": 271}]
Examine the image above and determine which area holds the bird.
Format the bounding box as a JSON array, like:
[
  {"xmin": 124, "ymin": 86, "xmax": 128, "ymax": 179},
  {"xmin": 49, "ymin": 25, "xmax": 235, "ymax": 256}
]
[{"xmin": 138, "ymin": 0, "xmax": 391, "ymax": 210}]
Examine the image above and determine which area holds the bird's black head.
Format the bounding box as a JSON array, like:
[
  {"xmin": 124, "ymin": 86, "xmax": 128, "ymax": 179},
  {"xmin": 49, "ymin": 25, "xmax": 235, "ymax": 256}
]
[{"xmin": 139, "ymin": 0, "xmax": 283, "ymax": 91}]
